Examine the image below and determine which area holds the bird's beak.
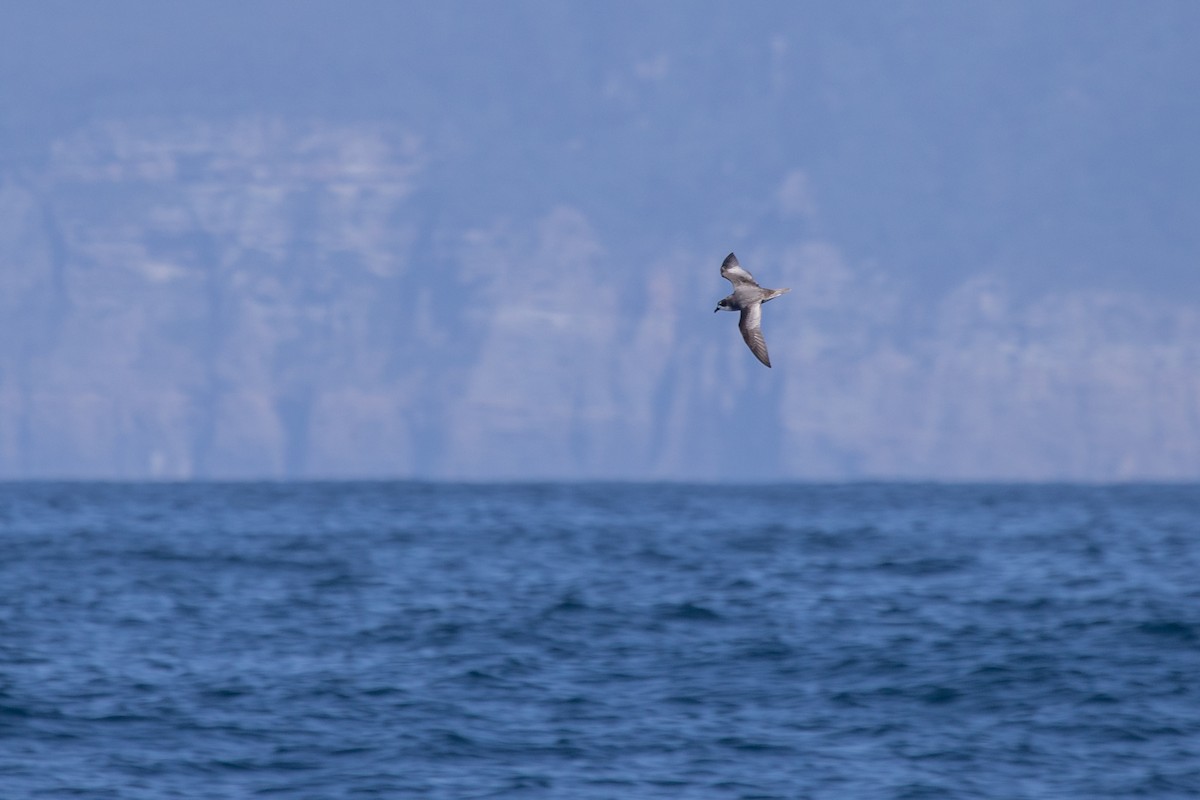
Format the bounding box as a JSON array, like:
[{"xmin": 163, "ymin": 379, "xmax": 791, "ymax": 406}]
[{"xmin": 713, "ymin": 306, "xmax": 720, "ymax": 313}]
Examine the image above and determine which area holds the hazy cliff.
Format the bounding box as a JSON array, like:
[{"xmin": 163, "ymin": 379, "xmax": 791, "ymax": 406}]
[
  {"xmin": 1, "ymin": 116, "xmax": 1197, "ymax": 480},
  {"xmin": 1, "ymin": 3, "xmax": 1198, "ymax": 480}
]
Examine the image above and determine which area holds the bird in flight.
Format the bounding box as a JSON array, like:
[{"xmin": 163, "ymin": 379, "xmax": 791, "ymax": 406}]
[{"xmin": 714, "ymin": 252, "xmax": 790, "ymax": 368}]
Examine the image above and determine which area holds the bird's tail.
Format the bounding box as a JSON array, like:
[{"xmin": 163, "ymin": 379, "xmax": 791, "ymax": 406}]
[{"xmin": 765, "ymin": 287, "xmax": 791, "ymax": 302}]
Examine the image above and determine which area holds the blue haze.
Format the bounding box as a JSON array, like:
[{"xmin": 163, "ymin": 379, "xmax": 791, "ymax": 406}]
[{"xmin": 1, "ymin": 2, "xmax": 1199, "ymax": 479}]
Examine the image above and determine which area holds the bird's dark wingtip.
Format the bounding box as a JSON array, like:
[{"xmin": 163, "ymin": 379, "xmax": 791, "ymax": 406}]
[{"xmin": 722, "ymin": 252, "xmax": 739, "ymax": 268}]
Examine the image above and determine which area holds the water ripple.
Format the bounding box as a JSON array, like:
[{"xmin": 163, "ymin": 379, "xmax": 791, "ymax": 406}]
[{"xmin": 0, "ymin": 482, "xmax": 1198, "ymax": 798}]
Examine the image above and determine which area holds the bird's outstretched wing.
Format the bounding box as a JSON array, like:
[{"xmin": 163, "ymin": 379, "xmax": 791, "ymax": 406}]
[
  {"xmin": 738, "ymin": 302, "xmax": 771, "ymax": 367},
  {"xmin": 721, "ymin": 252, "xmax": 759, "ymax": 287}
]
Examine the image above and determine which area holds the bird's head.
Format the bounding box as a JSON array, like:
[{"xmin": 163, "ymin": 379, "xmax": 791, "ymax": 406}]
[{"xmin": 714, "ymin": 298, "xmax": 729, "ymax": 313}]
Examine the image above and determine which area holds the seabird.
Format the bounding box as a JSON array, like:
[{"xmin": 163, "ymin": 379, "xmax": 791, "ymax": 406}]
[{"xmin": 713, "ymin": 252, "xmax": 790, "ymax": 368}]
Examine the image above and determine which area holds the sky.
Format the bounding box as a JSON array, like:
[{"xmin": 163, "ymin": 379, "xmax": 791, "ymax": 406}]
[{"xmin": 1, "ymin": 1, "xmax": 1198, "ymax": 480}]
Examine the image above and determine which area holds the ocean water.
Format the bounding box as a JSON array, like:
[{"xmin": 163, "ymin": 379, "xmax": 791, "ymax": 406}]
[{"xmin": 1, "ymin": 483, "xmax": 1198, "ymax": 799}]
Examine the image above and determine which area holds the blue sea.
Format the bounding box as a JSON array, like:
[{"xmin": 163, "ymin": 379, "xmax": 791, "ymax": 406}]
[{"xmin": 1, "ymin": 483, "xmax": 1198, "ymax": 799}]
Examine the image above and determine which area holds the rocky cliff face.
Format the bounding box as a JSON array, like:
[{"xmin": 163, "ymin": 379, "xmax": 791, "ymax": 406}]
[{"xmin": 1, "ymin": 116, "xmax": 1197, "ymax": 480}]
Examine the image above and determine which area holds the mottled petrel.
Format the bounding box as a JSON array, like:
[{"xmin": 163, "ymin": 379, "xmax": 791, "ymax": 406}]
[{"xmin": 713, "ymin": 252, "xmax": 791, "ymax": 368}]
